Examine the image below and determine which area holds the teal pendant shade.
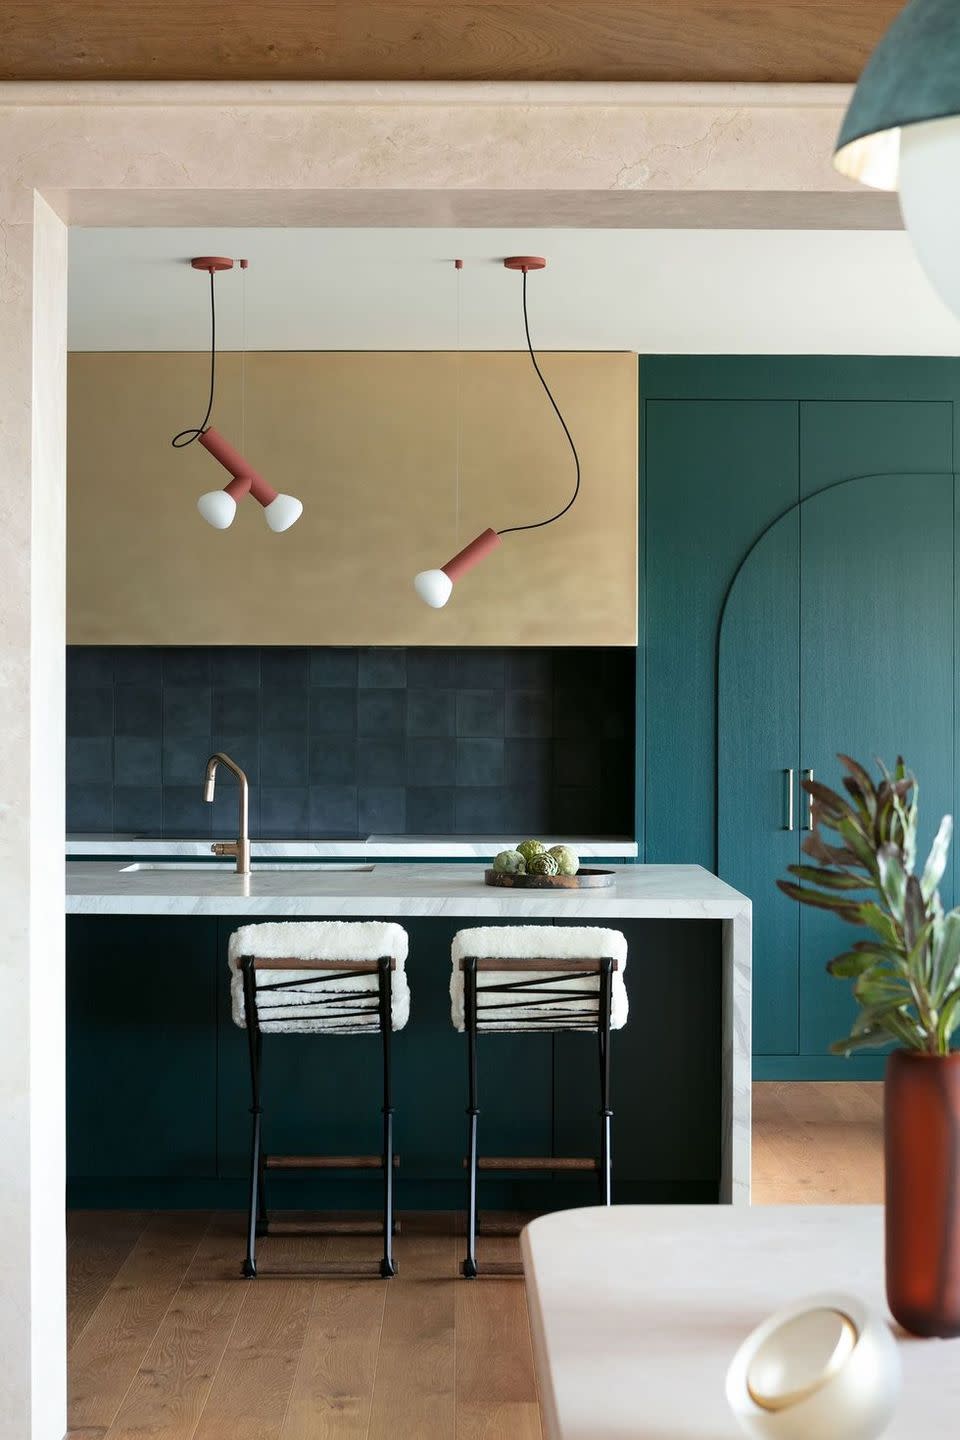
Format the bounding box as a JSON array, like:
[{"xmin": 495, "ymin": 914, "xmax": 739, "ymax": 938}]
[{"xmin": 835, "ymin": 0, "xmax": 960, "ymax": 189}]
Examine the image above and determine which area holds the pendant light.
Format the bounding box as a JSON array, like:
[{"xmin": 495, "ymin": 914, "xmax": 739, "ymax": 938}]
[
  {"xmin": 833, "ymin": 0, "xmax": 960, "ymax": 321},
  {"xmin": 413, "ymin": 255, "xmax": 581, "ymax": 608},
  {"xmin": 174, "ymin": 257, "xmax": 304, "ymax": 532}
]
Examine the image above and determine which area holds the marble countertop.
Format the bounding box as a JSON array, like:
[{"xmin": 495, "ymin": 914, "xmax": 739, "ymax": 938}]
[
  {"xmin": 66, "ymin": 833, "xmax": 639, "ymax": 860},
  {"xmin": 65, "ymin": 861, "xmax": 749, "ymax": 919}
]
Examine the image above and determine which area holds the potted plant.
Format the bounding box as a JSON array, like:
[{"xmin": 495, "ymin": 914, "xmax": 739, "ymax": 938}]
[{"xmin": 778, "ymin": 755, "xmax": 960, "ymax": 1337}]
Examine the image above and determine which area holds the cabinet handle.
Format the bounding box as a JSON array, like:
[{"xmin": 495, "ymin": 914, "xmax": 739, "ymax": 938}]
[
  {"xmin": 784, "ymin": 769, "xmax": 795, "ymax": 831},
  {"xmin": 803, "ymin": 768, "xmax": 814, "ymax": 830}
]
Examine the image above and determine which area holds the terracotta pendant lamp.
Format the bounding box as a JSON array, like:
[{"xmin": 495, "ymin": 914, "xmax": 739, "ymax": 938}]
[
  {"xmin": 173, "ymin": 257, "xmax": 304, "ymax": 533},
  {"xmin": 413, "ymin": 256, "xmax": 581, "ymax": 608},
  {"xmin": 834, "ymin": 0, "xmax": 960, "ymax": 322}
]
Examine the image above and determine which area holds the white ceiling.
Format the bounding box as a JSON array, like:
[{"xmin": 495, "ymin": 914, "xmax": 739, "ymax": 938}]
[{"xmin": 69, "ymin": 227, "xmax": 960, "ymax": 355}]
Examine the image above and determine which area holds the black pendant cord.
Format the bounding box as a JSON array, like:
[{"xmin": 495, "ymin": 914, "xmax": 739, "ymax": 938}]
[
  {"xmin": 171, "ymin": 269, "xmax": 216, "ymax": 448},
  {"xmin": 497, "ymin": 268, "xmax": 581, "ymax": 538}
]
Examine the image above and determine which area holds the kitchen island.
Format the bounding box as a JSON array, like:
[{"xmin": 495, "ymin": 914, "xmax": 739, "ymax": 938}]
[{"xmin": 66, "ymin": 862, "xmax": 750, "ymax": 1208}]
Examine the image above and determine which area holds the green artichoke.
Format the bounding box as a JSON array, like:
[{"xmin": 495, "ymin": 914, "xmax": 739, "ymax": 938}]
[
  {"xmin": 548, "ymin": 845, "xmax": 580, "ymax": 876},
  {"xmin": 516, "ymin": 839, "xmax": 546, "ymax": 864},
  {"xmin": 527, "ymin": 852, "xmax": 560, "ymax": 876},
  {"xmin": 493, "ymin": 848, "xmax": 526, "ymax": 875}
]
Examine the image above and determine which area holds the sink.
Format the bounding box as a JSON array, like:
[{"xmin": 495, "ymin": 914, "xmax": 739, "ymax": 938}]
[{"xmin": 120, "ymin": 861, "xmax": 374, "ymax": 873}]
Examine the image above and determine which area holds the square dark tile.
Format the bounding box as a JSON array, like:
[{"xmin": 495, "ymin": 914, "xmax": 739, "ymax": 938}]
[
  {"xmin": 66, "ymin": 648, "xmax": 113, "ymax": 686},
  {"xmin": 260, "ymin": 735, "xmax": 309, "ymax": 787},
  {"xmin": 506, "ymin": 650, "xmax": 553, "ymax": 690},
  {"xmin": 309, "ymin": 689, "xmax": 357, "ymax": 735},
  {"xmin": 358, "ymin": 648, "xmax": 406, "ymax": 688},
  {"xmin": 406, "ymin": 649, "xmax": 457, "ymax": 687},
  {"xmin": 212, "ymin": 687, "xmax": 260, "ymax": 733},
  {"xmin": 457, "ymin": 650, "xmax": 505, "ymax": 689},
  {"xmin": 67, "ymin": 736, "xmax": 113, "ymax": 785},
  {"xmin": 358, "ymin": 737, "xmax": 405, "ymax": 784},
  {"xmin": 456, "ymin": 690, "xmax": 504, "ymax": 737},
  {"xmin": 163, "ymin": 685, "xmax": 212, "ymax": 737},
  {"xmin": 115, "ymin": 737, "xmax": 162, "ymax": 786},
  {"xmin": 309, "ymin": 785, "xmax": 358, "ymax": 834},
  {"xmin": 261, "ymin": 684, "xmax": 309, "ymax": 734},
  {"xmin": 456, "ymin": 738, "xmax": 505, "ymax": 787},
  {"xmin": 551, "ymin": 787, "xmax": 596, "ymax": 834},
  {"xmin": 504, "ymin": 786, "xmax": 552, "ymax": 833},
  {"xmin": 406, "ymin": 689, "xmax": 455, "ymax": 738},
  {"xmin": 309, "ymin": 649, "xmax": 358, "ymax": 687},
  {"xmin": 210, "ymin": 649, "xmax": 261, "ymax": 687},
  {"xmin": 554, "ymin": 649, "xmax": 606, "ymax": 690},
  {"xmin": 66, "ymin": 784, "xmax": 113, "ymax": 832},
  {"xmin": 553, "ymin": 687, "xmax": 603, "ymax": 738},
  {"xmin": 358, "ymin": 690, "xmax": 404, "ymax": 737},
  {"xmin": 406, "ymin": 737, "xmax": 456, "ymax": 787},
  {"xmin": 261, "ymin": 648, "xmax": 310, "ymax": 689},
  {"xmin": 405, "ymin": 787, "xmax": 455, "ymax": 833},
  {"xmin": 162, "ymin": 786, "xmax": 213, "ymax": 836},
  {"xmin": 114, "ymin": 684, "xmax": 161, "ymax": 738},
  {"xmin": 113, "ymin": 786, "xmax": 163, "ymax": 834},
  {"xmin": 554, "ymin": 740, "xmax": 597, "ymax": 788},
  {"xmin": 162, "ymin": 736, "xmax": 214, "ymax": 786},
  {"xmin": 110, "ymin": 647, "xmax": 163, "ymax": 684},
  {"xmin": 454, "ymin": 787, "xmax": 511, "ymax": 832},
  {"xmin": 67, "ymin": 686, "xmax": 113, "ymax": 737},
  {"xmin": 506, "ymin": 738, "xmax": 553, "ymax": 787},
  {"xmin": 359, "ymin": 786, "xmax": 406, "ymax": 834},
  {"xmin": 162, "ymin": 648, "xmax": 210, "ymax": 684},
  {"xmin": 259, "ymin": 787, "xmax": 310, "ymax": 836},
  {"xmin": 309, "ymin": 736, "xmax": 357, "ymax": 785},
  {"xmin": 506, "ymin": 690, "xmax": 553, "ymax": 738}
]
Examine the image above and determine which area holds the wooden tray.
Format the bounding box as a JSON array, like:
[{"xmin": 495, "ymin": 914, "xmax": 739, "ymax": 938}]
[{"xmin": 484, "ymin": 867, "xmax": 616, "ymax": 890}]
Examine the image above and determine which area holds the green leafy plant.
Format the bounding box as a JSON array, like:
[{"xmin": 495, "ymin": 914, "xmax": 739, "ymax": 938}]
[{"xmin": 777, "ymin": 756, "xmax": 960, "ymax": 1057}]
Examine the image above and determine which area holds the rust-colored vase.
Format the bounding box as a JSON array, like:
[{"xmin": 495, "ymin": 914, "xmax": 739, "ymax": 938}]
[{"xmin": 885, "ymin": 1049, "xmax": 960, "ymax": 1337}]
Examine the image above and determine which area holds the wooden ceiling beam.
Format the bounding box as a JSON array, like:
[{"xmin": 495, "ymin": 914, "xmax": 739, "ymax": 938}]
[{"xmin": 0, "ymin": 2, "xmax": 900, "ymax": 84}]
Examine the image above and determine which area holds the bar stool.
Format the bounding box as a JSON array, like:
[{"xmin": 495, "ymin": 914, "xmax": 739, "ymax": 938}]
[
  {"xmin": 228, "ymin": 919, "xmax": 410, "ymax": 1279},
  {"xmin": 451, "ymin": 924, "xmax": 629, "ymax": 1278}
]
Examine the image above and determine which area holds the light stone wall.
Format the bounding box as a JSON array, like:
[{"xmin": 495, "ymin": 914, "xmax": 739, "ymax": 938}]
[{"xmin": 0, "ymin": 80, "xmax": 865, "ymax": 1439}]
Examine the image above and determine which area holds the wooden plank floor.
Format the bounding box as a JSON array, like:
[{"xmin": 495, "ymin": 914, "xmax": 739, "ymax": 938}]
[
  {"xmin": 67, "ymin": 1083, "xmax": 884, "ymax": 1436},
  {"xmin": 752, "ymin": 1080, "xmax": 884, "ymax": 1205},
  {"xmin": 67, "ymin": 1213, "xmax": 541, "ymax": 1440}
]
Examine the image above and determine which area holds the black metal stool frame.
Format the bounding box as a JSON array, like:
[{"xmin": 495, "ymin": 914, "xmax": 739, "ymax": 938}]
[
  {"xmin": 238, "ymin": 951, "xmax": 398, "ymax": 1280},
  {"xmin": 461, "ymin": 953, "xmax": 617, "ymax": 1279}
]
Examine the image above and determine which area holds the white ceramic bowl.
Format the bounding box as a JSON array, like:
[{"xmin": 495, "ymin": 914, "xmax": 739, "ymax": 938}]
[{"xmin": 725, "ymin": 1292, "xmax": 901, "ymax": 1440}]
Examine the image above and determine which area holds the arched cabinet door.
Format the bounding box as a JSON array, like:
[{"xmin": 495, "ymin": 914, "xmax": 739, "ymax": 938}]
[
  {"xmin": 720, "ymin": 471, "xmax": 956, "ymax": 1063},
  {"xmin": 718, "ymin": 508, "xmax": 800, "ymax": 1056},
  {"xmin": 799, "ymin": 472, "xmax": 956, "ymax": 1057}
]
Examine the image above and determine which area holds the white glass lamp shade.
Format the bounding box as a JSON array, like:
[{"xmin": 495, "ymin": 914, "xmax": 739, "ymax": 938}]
[
  {"xmin": 197, "ymin": 489, "xmax": 238, "ymax": 529},
  {"xmin": 899, "ymin": 114, "xmax": 960, "ymax": 321},
  {"xmin": 414, "ymin": 569, "xmax": 453, "ymax": 608},
  {"xmin": 263, "ymin": 493, "xmax": 304, "ymax": 533}
]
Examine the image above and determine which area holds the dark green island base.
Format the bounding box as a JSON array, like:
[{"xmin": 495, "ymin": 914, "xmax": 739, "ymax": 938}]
[{"xmin": 67, "ymin": 915, "xmax": 722, "ymax": 1212}]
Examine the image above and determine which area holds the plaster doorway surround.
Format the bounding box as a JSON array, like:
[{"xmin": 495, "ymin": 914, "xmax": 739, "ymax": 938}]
[{"xmin": 0, "ymin": 79, "xmax": 877, "ymax": 1440}]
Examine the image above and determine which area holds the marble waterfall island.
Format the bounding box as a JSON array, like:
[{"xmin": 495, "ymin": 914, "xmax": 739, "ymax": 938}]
[{"xmin": 66, "ymin": 862, "xmax": 751, "ymax": 1205}]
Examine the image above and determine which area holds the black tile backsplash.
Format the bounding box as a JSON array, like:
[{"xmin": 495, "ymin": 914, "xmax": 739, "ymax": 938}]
[{"xmin": 65, "ymin": 646, "xmax": 635, "ymax": 838}]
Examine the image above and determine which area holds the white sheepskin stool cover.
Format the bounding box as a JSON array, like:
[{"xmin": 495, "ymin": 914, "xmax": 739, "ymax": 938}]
[
  {"xmin": 450, "ymin": 925, "xmax": 628, "ymax": 1033},
  {"xmin": 228, "ymin": 920, "xmax": 410, "ymax": 1034}
]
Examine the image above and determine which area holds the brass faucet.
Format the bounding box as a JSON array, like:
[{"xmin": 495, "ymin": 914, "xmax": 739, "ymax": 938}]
[{"xmin": 203, "ymin": 752, "xmax": 251, "ymax": 874}]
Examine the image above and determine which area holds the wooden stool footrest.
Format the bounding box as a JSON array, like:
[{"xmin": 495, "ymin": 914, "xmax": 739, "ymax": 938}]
[
  {"xmin": 466, "ymin": 1156, "xmax": 598, "ymax": 1172},
  {"xmin": 264, "ymin": 1218, "xmax": 401, "ymax": 1237},
  {"xmin": 475, "ymin": 1260, "xmax": 524, "ymax": 1277},
  {"xmin": 265, "ymin": 1154, "xmax": 400, "ymax": 1170}
]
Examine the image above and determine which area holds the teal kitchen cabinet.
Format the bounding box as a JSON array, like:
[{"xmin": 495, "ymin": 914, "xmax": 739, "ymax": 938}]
[{"xmin": 644, "ymin": 362, "xmax": 959, "ymax": 1078}]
